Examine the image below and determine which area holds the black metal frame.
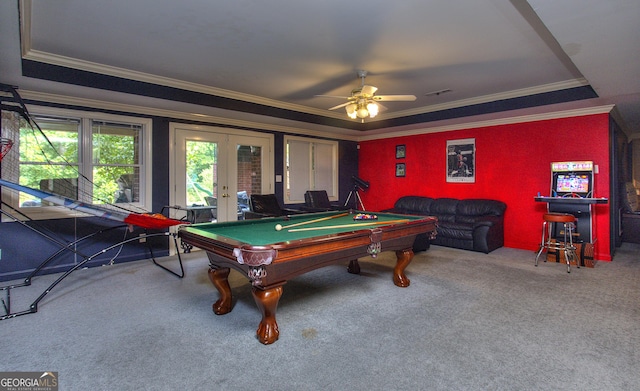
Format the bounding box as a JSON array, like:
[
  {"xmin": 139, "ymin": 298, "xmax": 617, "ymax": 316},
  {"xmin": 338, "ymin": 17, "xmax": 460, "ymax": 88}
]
[{"xmin": 0, "ymin": 205, "xmax": 184, "ymax": 320}]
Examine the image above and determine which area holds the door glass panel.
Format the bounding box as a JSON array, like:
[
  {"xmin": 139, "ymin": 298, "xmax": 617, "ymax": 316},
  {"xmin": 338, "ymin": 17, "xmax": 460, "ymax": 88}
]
[
  {"xmin": 186, "ymin": 140, "xmax": 218, "ymax": 221},
  {"xmin": 172, "ymin": 126, "xmax": 271, "ymax": 227},
  {"xmin": 236, "ymin": 144, "xmax": 262, "ymax": 220}
]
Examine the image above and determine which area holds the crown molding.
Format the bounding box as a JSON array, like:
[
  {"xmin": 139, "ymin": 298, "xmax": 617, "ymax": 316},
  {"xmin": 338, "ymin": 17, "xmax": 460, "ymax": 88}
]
[
  {"xmin": 18, "ymin": 0, "xmax": 602, "ymax": 136},
  {"xmin": 18, "ymin": 90, "xmax": 613, "ymax": 144},
  {"xmin": 21, "ymin": 48, "xmax": 343, "ymax": 120},
  {"xmin": 358, "ymin": 104, "xmax": 615, "ymax": 141},
  {"xmin": 20, "ymin": 0, "xmax": 590, "ymax": 126},
  {"xmin": 18, "ymin": 90, "xmax": 361, "ymax": 142},
  {"xmin": 384, "ymin": 79, "xmax": 591, "ymax": 120},
  {"xmin": 19, "ymin": 43, "xmax": 592, "ymax": 125},
  {"xmin": 20, "ymin": 41, "xmax": 591, "ymax": 126}
]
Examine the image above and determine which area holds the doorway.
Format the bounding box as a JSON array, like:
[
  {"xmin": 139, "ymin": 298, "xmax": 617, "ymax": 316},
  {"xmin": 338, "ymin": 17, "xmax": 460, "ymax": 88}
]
[{"xmin": 169, "ymin": 124, "xmax": 273, "ymax": 224}]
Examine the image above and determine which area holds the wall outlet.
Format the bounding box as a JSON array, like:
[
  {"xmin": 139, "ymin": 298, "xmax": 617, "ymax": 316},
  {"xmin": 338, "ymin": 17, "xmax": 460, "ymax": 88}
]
[{"xmin": 138, "ymin": 234, "xmax": 146, "ymax": 243}]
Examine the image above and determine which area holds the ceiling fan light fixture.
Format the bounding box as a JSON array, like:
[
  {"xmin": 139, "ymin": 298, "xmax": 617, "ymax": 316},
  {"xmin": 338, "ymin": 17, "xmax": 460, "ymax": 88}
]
[
  {"xmin": 356, "ymin": 105, "xmax": 369, "ymax": 119},
  {"xmin": 323, "ymin": 70, "xmax": 416, "ymax": 121},
  {"xmin": 345, "ymin": 103, "xmax": 358, "ymax": 119},
  {"xmin": 367, "ymin": 102, "xmax": 379, "ymax": 118}
]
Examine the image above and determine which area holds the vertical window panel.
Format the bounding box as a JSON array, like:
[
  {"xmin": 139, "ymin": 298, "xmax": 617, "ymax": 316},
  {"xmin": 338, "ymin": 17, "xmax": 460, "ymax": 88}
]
[
  {"xmin": 313, "ymin": 142, "xmax": 334, "ymax": 196},
  {"xmin": 284, "ymin": 136, "xmax": 338, "ymax": 204},
  {"xmin": 287, "ymin": 139, "xmax": 311, "ymax": 202},
  {"xmin": 92, "ymin": 121, "xmax": 142, "ymax": 204}
]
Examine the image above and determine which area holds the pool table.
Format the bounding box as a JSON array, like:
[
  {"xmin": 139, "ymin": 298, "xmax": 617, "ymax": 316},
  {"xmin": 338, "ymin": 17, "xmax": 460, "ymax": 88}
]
[{"xmin": 178, "ymin": 210, "xmax": 437, "ymax": 344}]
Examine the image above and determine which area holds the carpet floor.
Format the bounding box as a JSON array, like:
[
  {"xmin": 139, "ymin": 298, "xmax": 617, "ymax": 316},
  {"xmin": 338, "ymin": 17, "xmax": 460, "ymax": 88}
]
[{"xmin": 1, "ymin": 243, "xmax": 638, "ymax": 390}]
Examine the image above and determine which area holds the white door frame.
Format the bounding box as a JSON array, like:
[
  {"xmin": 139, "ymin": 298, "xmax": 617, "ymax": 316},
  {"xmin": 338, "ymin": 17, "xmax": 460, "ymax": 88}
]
[{"xmin": 168, "ymin": 122, "xmax": 274, "ymax": 220}]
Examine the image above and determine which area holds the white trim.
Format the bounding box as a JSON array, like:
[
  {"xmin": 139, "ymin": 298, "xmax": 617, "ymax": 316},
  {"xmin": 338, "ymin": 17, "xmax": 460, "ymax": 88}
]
[
  {"xmin": 168, "ymin": 122, "xmax": 275, "ymax": 216},
  {"xmin": 358, "ymin": 105, "xmax": 615, "ymax": 141},
  {"xmin": 16, "ymin": 91, "xmax": 614, "ymax": 145},
  {"xmin": 383, "ymin": 79, "xmax": 590, "ymax": 119},
  {"xmin": 18, "ymin": 90, "xmax": 360, "ymax": 142},
  {"xmin": 18, "ymin": 42, "xmax": 592, "ymax": 125}
]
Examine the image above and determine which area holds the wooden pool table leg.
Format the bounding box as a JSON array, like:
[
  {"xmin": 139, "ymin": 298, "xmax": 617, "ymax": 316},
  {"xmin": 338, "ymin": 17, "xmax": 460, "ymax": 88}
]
[
  {"xmin": 252, "ymin": 285, "xmax": 283, "ymax": 345},
  {"xmin": 208, "ymin": 267, "xmax": 233, "ymax": 315},
  {"xmin": 393, "ymin": 249, "xmax": 414, "ymax": 287}
]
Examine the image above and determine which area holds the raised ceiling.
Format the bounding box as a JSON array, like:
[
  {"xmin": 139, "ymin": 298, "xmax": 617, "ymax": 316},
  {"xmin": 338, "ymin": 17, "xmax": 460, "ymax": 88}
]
[{"xmin": 3, "ymin": 0, "xmax": 639, "ymax": 137}]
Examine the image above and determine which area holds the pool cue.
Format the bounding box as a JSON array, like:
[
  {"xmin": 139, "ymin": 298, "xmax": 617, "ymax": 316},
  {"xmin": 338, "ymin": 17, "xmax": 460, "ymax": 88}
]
[
  {"xmin": 274, "ymin": 212, "xmax": 350, "ymax": 231},
  {"xmin": 287, "ymin": 219, "xmax": 409, "ymax": 232}
]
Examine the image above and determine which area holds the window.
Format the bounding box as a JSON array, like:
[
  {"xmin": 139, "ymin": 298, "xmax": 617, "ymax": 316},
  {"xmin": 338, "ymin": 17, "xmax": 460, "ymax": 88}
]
[
  {"xmin": 284, "ymin": 136, "xmax": 338, "ymax": 204},
  {"xmin": 1, "ymin": 107, "xmax": 152, "ymax": 220},
  {"xmin": 92, "ymin": 120, "xmax": 142, "ymax": 204}
]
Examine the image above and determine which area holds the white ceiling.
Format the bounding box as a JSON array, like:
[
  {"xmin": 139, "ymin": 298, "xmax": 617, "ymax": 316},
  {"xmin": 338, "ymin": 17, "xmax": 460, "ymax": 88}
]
[{"xmin": 2, "ymin": 0, "xmax": 639, "ymax": 137}]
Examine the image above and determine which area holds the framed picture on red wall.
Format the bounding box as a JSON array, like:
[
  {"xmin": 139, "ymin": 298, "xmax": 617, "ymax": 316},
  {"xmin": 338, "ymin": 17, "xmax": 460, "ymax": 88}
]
[
  {"xmin": 396, "ymin": 144, "xmax": 406, "ymax": 159},
  {"xmin": 447, "ymin": 138, "xmax": 475, "ymax": 183},
  {"xmin": 396, "ymin": 163, "xmax": 406, "ymax": 177}
]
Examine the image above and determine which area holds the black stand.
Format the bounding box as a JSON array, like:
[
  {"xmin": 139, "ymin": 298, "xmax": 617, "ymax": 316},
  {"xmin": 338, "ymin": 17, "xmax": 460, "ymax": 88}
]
[
  {"xmin": 0, "ymin": 205, "xmax": 184, "ymax": 320},
  {"xmin": 534, "ymin": 197, "xmax": 608, "ymax": 242},
  {"xmin": 344, "ymin": 185, "xmax": 365, "ymax": 210}
]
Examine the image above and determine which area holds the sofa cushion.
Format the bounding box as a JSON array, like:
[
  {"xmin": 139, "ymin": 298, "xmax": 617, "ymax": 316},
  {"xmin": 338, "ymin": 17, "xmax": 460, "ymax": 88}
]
[
  {"xmin": 393, "ymin": 196, "xmax": 434, "ymax": 215},
  {"xmin": 429, "ymin": 198, "xmax": 459, "ymax": 222},
  {"xmin": 436, "ymin": 222, "xmax": 474, "ymax": 240},
  {"xmin": 456, "ymin": 199, "xmax": 507, "ymax": 224}
]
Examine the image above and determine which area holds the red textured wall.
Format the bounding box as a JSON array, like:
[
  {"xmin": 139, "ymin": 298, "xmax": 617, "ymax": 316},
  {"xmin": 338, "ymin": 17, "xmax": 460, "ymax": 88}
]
[{"xmin": 359, "ymin": 113, "xmax": 611, "ymax": 261}]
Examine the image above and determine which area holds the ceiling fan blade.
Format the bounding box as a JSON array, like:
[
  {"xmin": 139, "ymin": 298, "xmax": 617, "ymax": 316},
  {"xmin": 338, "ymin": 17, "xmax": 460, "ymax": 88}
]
[
  {"xmin": 360, "ymin": 85, "xmax": 378, "ymax": 96},
  {"xmin": 373, "ymin": 94, "xmax": 417, "ymax": 102},
  {"xmin": 328, "ymin": 102, "xmax": 352, "ymax": 110}
]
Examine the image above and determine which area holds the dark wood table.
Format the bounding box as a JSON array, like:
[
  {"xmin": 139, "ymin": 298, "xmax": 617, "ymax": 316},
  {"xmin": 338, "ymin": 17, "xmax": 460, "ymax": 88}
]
[{"xmin": 179, "ymin": 210, "xmax": 437, "ymax": 344}]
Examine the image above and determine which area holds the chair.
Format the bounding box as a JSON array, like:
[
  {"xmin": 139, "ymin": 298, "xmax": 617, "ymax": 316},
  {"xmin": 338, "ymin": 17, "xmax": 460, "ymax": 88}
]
[
  {"xmin": 245, "ymin": 194, "xmax": 303, "ymax": 219},
  {"xmin": 301, "ymin": 190, "xmax": 348, "ymax": 212},
  {"xmin": 535, "ymin": 212, "xmax": 578, "ymax": 273},
  {"xmin": 204, "ymin": 196, "xmax": 218, "ymax": 221}
]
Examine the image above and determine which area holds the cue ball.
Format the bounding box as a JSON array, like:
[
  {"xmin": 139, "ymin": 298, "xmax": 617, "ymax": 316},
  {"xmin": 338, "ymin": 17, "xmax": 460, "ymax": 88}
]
[{"xmin": 275, "ymin": 224, "xmax": 283, "ymax": 231}]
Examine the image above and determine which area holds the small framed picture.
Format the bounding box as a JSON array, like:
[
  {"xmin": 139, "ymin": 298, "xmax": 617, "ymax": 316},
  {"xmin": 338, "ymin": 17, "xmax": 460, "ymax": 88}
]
[
  {"xmin": 396, "ymin": 144, "xmax": 406, "ymax": 159},
  {"xmin": 395, "ymin": 163, "xmax": 406, "ymax": 177}
]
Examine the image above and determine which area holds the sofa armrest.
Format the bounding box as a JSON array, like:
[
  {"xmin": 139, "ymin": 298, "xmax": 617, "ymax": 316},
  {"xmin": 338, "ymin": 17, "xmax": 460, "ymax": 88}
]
[
  {"xmin": 471, "ymin": 215, "xmax": 504, "ymax": 253},
  {"xmin": 471, "ymin": 215, "xmax": 502, "ymax": 228}
]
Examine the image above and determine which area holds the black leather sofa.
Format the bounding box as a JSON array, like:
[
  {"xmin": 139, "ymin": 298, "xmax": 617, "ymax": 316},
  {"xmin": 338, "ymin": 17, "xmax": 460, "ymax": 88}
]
[{"xmin": 385, "ymin": 196, "xmax": 507, "ymax": 253}]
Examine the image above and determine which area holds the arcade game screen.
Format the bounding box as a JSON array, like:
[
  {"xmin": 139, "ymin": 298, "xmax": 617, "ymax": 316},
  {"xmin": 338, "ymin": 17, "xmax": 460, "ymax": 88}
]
[
  {"xmin": 550, "ymin": 161, "xmax": 594, "ymax": 197},
  {"xmin": 555, "ymin": 174, "xmax": 591, "ymax": 194}
]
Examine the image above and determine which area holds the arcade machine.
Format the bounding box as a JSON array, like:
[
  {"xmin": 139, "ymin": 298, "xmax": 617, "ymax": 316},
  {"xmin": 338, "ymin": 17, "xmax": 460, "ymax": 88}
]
[{"xmin": 534, "ymin": 161, "xmax": 608, "ymax": 266}]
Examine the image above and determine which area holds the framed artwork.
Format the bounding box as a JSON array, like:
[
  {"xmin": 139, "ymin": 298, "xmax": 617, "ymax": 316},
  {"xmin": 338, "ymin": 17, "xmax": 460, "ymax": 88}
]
[
  {"xmin": 446, "ymin": 138, "xmax": 475, "ymax": 183},
  {"xmin": 396, "ymin": 144, "xmax": 406, "ymax": 159},
  {"xmin": 395, "ymin": 163, "xmax": 406, "ymax": 177}
]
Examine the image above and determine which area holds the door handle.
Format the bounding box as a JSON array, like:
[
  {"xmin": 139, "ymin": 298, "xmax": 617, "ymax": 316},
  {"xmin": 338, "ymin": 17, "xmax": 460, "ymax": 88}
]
[{"xmin": 222, "ymin": 194, "xmax": 230, "ymax": 198}]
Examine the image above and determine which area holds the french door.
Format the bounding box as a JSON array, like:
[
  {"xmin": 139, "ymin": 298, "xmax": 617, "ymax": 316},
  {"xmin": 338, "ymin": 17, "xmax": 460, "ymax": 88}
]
[{"xmin": 169, "ymin": 124, "xmax": 273, "ymax": 224}]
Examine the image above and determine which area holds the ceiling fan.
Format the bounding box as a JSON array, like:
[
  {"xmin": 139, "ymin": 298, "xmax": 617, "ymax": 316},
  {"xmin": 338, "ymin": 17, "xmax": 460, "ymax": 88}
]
[{"xmin": 317, "ymin": 70, "xmax": 416, "ymax": 121}]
